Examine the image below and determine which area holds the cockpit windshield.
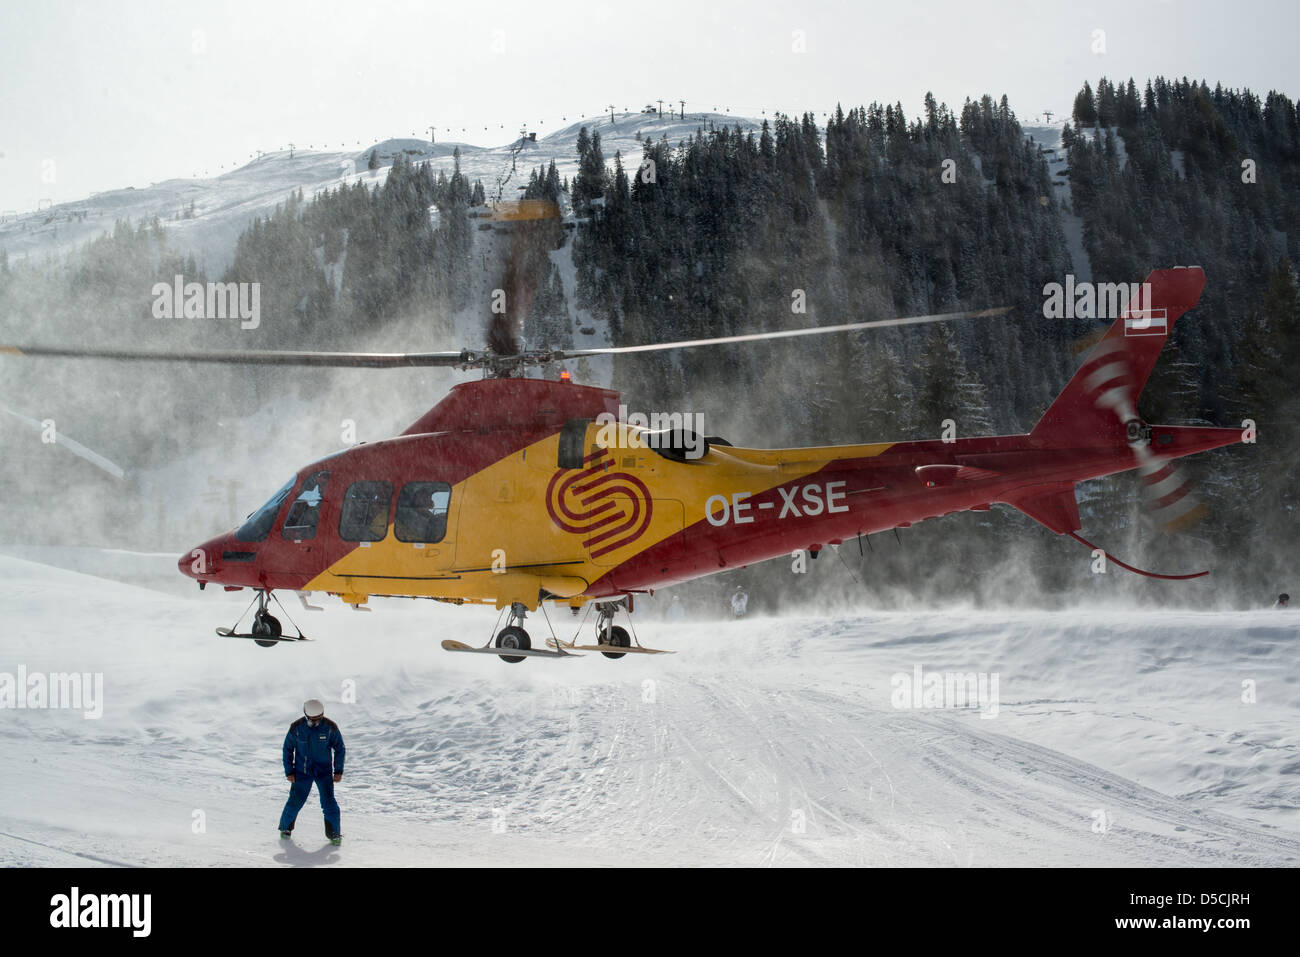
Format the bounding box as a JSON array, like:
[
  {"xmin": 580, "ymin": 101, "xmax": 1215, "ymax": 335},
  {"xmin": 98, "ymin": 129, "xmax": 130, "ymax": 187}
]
[{"xmin": 235, "ymin": 477, "xmax": 295, "ymax": 542}]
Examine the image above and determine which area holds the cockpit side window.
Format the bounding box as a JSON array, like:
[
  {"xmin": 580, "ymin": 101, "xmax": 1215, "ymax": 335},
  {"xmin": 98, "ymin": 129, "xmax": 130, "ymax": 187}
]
[
  {"xmin": 394, "ymin": 482, "xmax": 452, "ymax": 543},
  {"xmin": 282, "ymin": 471, "xmax": 330, "ymax": 540},
  {"xmin": 339, "ymin": 481, "xmax": 394, "ymax": 542},
  {"xmin": 235, "ymin": 477, "xmax": 294, "ymax": 542}
]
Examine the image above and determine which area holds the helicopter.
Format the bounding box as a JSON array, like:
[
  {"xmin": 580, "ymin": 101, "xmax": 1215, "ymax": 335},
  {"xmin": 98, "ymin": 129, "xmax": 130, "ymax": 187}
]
[{"xmin": 2, "ymin": 266, "xmax": 1243, "ymax": 661}]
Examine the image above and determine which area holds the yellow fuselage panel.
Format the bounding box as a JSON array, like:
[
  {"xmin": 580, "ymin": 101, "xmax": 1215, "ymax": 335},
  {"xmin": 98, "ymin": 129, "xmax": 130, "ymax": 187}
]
[{"xmin": 307, "ymin": 425, "xmax": 894, "ymax": 606}]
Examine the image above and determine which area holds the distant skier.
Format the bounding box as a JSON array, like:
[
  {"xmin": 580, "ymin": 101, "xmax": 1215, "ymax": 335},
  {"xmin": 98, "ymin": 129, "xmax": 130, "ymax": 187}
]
[
  {"xmin": 730, "ymin": 586, "xmax": 748, "ymax": 619},
  {"xmin": 665, "ymin": 594, "xmax": 686, "ymax": 622},
  {"xmin": 1274, "ymin": 593, "xmax": 1290, "ymax": 609},
  {"xmin": 279, "ymin": 699, "xmax": 346, "ymax": 844}
]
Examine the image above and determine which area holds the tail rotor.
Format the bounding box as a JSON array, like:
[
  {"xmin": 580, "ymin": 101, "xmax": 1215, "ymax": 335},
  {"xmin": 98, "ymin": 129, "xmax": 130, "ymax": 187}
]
[{"xmin": 1084, "ymin": 337, "xmax": 1208, "ymax": 533}]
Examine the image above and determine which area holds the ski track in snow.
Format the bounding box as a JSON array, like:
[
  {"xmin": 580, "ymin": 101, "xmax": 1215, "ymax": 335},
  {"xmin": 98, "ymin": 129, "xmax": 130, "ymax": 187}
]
[
  {"xmin": 1024, "ymin": 124, "xmax": 1092, "ymax": 285},
  {"xmin": 1, "ymin": 552, "xmax": 1298, "ymax": 867}
]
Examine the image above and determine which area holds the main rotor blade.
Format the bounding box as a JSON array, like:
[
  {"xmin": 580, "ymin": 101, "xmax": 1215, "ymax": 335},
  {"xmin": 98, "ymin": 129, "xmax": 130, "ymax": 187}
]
[
  {"xmin": 0, "ymin": 346, "xmax": 470, "ymax": 368},
  {"xmin": 1, "ymin": 306, "xmax": 1009, "ymax": 369},
  {"xmin": 0, "ymin": 396, "xmax": 126, "ymax": 480},
  {"xmin": 560, "ymin": 307, "xmax": 1011, "ymax": 357}
]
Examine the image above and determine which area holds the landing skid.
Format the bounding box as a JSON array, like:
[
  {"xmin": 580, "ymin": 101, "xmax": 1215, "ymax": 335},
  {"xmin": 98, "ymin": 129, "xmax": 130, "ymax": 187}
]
[
  {"xmin": 440, "ymin": 598, "xmax": 670, "ymax": 663},
  {"xmin": 563, "ymin": 598, "xmax": 673, "ymax": 658},
  {"xmin": 216, "ymin": 590, "xmax": 308, "ymax": 647},
  {"xmin": 545, "ymin": 638, "xmax": 674, "ymax": 655},
  {"xmin": 441, "ymin": 639, "xmax": 579, "ymax": 659},
  {"xmin": 441, "ymin": 602, "xmax": 582, "ymax": 662},
  {"xmin": 217, "ymin": 627, "xmax": 312, "ymax": 643}
]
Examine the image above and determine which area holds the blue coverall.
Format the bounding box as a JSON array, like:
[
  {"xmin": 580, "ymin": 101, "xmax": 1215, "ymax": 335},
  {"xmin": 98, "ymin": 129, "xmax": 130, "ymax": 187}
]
[{"xmin": 279, "ymin": 715, "xmax": 346, "ymax": 836}]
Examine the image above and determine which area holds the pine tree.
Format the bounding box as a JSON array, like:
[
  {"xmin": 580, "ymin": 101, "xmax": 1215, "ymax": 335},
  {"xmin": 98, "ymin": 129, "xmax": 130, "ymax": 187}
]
[
  {"xmin": 917, "ymin": 324, "xmax": 994, "ymax": 438},
  {"xmin": 573, "ymin": 128, "xmax": 607, "ymax": 209},
  {"xmin": 1074, "ymin": 81, "xmax": 1098, "ymax": 126}
]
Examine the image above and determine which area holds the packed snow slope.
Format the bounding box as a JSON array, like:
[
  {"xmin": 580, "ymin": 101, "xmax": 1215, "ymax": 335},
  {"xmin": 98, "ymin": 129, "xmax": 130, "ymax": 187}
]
[
  {"xmin": 0, "ymin": 112, "xmax": 761, "ymax": 272},
  {"xmin": 0, "ymin": 552, "xmax": 1296, "ymax": 867}
]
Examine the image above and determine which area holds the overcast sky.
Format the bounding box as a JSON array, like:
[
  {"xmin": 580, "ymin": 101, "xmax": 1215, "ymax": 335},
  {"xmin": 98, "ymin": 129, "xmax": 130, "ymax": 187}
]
[{"xmin": 1, "ymin": 0, "xmax": 1296, "ymax": 213}]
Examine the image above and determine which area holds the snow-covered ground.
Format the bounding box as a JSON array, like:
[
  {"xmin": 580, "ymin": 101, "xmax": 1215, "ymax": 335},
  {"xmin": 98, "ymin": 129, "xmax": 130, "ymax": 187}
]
[{"xmin": 1, "ymin": 552, "xmax": 1296, "ymax": 867}]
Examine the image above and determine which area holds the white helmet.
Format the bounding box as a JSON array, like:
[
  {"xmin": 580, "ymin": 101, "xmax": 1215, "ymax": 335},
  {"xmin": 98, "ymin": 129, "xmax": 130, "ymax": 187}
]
[{"xmin": 303, "ymin": 699, "xmax": 325, "ymax": 719}]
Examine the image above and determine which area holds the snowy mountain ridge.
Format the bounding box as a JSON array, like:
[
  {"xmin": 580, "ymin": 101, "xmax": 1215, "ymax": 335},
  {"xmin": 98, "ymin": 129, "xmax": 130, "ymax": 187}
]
[{"xmin": 0, "ymin": 112, "xmax": 764, "ymax": 273}]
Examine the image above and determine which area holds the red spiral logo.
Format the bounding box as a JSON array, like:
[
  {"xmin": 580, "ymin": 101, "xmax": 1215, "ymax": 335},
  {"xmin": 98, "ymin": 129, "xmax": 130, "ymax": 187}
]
[{"xmin": 546, "ymin": 450, "xmax": 654, "ymax": 559}]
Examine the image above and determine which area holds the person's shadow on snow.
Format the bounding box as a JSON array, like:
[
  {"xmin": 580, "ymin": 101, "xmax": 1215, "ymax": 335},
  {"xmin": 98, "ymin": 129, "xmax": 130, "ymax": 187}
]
[{"xmin": 273, "ymin": 839, "xmax": 342, "ymax": 867}]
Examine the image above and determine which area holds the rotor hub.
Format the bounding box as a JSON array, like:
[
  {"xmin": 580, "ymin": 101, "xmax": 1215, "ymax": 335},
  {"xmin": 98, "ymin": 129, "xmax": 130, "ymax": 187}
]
[
  {"xmin": 459, "ymin": 349, "xmax": 567, "ymax": 377},
  {"xmin": 1125, "ymin": 419, "xmax": 1152, "ymax": 445}
]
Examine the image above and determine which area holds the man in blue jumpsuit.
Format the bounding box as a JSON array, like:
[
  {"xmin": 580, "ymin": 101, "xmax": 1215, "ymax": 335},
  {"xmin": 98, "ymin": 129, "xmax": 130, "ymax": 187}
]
[{"xmin": 279, "ymin": 699, "xmax": 346, "ymax": 843}]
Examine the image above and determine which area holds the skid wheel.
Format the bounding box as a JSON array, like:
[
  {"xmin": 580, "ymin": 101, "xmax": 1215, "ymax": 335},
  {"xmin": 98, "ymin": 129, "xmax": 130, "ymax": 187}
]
[
  {"xmin": 600, "ymin": 625, "xmax": 631, "ymax": 660},
  {"xmin": 495, "ymin": 625, "xmax": 531, "ymax": 663},
  {"xmin": 252, "ymin": 611, "xmax": 282, "ymax": 648}
]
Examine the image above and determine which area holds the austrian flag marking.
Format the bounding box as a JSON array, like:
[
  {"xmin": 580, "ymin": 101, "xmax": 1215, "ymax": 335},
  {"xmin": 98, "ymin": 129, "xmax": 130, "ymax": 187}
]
[{"xmin": 1124, "ymin": 309, "xmax": 1168, "ymax": 337}]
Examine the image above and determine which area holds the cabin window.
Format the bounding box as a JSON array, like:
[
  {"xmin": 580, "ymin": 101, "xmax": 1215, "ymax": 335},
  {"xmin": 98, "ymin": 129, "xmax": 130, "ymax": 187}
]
[
  {"xmin": 394, "ymin": 482, "xmax": 452, "ymax": 543},
  {"xmin": 282, "ymin": 471, "xmax": 330, "ymax": 540},
  {"xmin": 339, "ymin": 481, "xmax": 394, "ymax": 542},
  {"xmin": 235, "ymin": 477, "xmax": 294, "ymax": 542}
]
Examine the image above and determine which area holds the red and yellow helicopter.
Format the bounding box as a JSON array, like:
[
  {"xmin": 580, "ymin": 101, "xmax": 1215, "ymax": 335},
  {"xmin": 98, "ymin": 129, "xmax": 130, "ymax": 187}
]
[{"xmin": 4, "ymin": 267, "xmax": 1243, "ymax": 661}]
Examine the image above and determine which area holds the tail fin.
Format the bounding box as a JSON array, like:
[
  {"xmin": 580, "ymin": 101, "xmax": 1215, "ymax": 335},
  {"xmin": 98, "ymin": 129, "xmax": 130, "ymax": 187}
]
[{"xmin": 1030, "ymin": 267, "xmax": 1206, "ymax": 442}]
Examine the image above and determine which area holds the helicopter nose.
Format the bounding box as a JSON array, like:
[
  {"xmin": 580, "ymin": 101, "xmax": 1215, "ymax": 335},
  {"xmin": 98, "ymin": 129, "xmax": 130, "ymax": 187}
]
[{"xmin": 179, "ymin": 542, "xmax": 218, "ymax": 579}]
